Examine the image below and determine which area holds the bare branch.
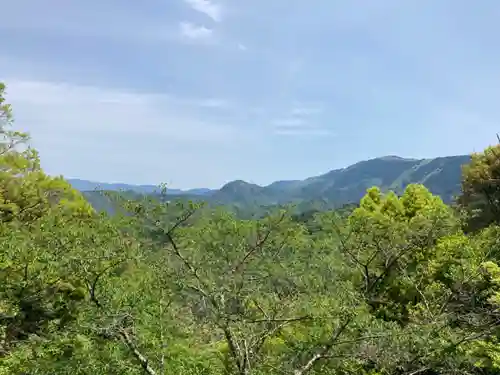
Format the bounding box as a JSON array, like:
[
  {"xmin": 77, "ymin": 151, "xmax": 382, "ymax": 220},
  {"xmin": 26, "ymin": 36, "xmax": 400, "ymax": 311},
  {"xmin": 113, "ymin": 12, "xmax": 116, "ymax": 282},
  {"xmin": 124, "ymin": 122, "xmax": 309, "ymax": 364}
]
[
  {"xmin": 118, "ymin": 329, "xmax": 158, "ymax": 375},
  {"xmin": 405, "ymin": 367, "xmax": 430, "ymax": 375},
  {"xmin": 87, "ymin": 259, "xmax": 126, "ymax": 309},
  {"xmin": 222, "ymin": 325, "xmax": 244, "ymax": 374},
  {"xmin": 245, "ymin": 315, "xmax": 312, "ymax": 324},
  {"xmin": 165, "ymin": 207, "xmax": 197, "ymax": 237},
  {"xmin": 231, "ymin": 212, "xmax": 287, "ymax": 274},
  {"xmin": 294, "ymin": 218, "xmax": 423, "ymax": 374},
  {"xmin": 293, "ymin": 316, "xmax": 353, "ymax": 375}
]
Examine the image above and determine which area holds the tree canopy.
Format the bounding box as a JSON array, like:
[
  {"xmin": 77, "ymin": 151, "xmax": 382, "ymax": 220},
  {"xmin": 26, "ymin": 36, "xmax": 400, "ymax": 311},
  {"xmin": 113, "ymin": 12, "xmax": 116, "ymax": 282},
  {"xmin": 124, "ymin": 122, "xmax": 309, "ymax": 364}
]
[
  {"xmin": 2, "ymin": 81, "xmax": 500, "ymax": 374},
  {"xmin": 459, "ymin": 144, "xmax": 500, "ymax": 232}
]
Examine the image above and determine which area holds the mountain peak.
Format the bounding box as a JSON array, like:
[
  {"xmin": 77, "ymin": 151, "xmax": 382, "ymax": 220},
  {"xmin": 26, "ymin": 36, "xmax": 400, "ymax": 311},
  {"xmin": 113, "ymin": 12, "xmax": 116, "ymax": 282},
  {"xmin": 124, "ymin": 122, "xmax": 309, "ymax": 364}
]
[{"xmin": 220, "ymin": 180, "xmax": 261, "ymax": 191}]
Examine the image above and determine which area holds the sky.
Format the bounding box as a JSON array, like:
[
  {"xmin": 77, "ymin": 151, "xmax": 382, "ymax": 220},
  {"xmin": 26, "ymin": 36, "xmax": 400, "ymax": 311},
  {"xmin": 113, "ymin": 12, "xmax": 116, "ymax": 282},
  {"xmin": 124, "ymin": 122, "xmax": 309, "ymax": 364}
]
[{"xmin": 1, "ymin": 0, "xmax": 499, "ymax": 189}]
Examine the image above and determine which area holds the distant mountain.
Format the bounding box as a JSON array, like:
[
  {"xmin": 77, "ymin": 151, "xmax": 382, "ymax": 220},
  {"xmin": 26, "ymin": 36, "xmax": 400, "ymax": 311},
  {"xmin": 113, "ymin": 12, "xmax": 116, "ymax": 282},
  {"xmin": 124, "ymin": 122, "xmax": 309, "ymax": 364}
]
[
  {"xmin": 77, "ymin": 154, "xmax": 472, "ymax": 216},
  {"xmin": 68, "ymin": 179, "xmax": 213, "ymax": 196},
  {"xmin": 207, "ymin": 155, "xmax": 470, "ymax": 207}
]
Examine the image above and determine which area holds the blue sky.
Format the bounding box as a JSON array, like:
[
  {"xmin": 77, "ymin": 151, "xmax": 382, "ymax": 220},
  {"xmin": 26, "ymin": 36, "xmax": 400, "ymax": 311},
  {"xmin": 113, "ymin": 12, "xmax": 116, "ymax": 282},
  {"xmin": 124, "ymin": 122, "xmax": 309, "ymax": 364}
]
[{"xmin": 1, "ymin": 0, "xmax": 499, "ymax": 189}]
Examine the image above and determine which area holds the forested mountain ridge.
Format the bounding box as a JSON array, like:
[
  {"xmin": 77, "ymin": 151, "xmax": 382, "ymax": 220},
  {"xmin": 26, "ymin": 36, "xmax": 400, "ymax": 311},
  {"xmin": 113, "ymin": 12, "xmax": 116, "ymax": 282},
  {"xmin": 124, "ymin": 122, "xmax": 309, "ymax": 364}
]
[
  {"xmin": 210, "ymin": 154, "xmax": 471, "ymax": 206},
  {"xmin": 76, "ymin": 154, "xmax": 471, "ymax": 214}
]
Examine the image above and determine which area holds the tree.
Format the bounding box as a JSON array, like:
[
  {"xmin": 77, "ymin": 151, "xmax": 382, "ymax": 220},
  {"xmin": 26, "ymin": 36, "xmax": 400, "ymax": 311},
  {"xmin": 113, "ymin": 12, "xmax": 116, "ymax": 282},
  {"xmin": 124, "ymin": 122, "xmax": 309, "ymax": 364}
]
[
  {"xmin": 93, "ymin": 183, "xmax": 500, "ymax": 375},
  {"xmin": 0, "ymin": 82, "xmax": 27, "ymax": 155},
  {"xmin": 324, "ymin": 184, "xmax": 500, "ymax": 375},
  {"xmin": 288, "ymin": 185, "xmax": 461, "ymax": 374},
  {"xmin": 0, "ymin": 83, "xmax": 93, "ymax": 224},
  {"xmin": 0, "ymin": 82, "xmax": 139, "ymax": 374},
  {"xmin": 458, "ymin": 144, "xmax": 500, "ymax": 232},
  {"xmin": 116, "ymin": 194, "xmax": 307, "ymax": 374},
  {"xmin": 344, "ymin": 185, "xmax": 459, "ymax": 323},
  {"xmin": 112, "ymin": 190, "xmax": 393, "ymax": 375}
]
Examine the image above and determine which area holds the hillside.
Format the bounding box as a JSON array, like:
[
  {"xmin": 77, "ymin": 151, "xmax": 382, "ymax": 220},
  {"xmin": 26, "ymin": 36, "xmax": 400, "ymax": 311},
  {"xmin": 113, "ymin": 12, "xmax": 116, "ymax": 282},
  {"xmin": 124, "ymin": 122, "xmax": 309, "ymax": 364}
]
[{"xmin": 78, "ymin": 154, "xmax": 471, "ymax": 215}]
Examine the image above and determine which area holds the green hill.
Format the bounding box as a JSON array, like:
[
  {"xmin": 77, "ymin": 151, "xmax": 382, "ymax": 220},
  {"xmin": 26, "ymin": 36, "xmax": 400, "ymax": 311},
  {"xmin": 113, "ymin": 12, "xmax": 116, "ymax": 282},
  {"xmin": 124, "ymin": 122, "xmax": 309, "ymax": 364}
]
[{"xmin": 80, "ymin": 154, "xmax": 471, "ymax": 215}]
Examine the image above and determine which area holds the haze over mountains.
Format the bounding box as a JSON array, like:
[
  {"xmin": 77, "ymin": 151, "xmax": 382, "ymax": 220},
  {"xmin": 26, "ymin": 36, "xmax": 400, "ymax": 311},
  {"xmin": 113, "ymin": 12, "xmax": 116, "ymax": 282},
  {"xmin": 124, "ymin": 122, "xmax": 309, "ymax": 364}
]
[
  {"xmin": 67, "ymin": 179, "xmax": 213, "ymax": 196},
  {"xmin": 71, "ymin": 154, "xmax": 472, "ymax": 214}
]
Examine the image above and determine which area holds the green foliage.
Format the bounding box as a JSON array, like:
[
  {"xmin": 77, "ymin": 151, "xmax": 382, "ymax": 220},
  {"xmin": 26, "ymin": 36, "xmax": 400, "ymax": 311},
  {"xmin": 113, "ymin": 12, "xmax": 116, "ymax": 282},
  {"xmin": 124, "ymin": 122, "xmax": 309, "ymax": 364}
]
[
  {"xmin": 344, "ymin": 185, "xmax": 459, "ymax": 323},
  {"xmin": 459, "ymin": 144, "xmax": 500, "ymax": 232},
  {"xmin": 4, "ymin": 80, "xmax": 500, "ymax": 375}
]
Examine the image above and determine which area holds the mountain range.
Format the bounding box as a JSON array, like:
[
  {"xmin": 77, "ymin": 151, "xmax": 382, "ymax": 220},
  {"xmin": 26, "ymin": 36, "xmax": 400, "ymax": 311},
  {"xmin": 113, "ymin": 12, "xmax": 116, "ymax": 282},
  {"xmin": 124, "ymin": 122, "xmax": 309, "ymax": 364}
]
[
  {"xmin": 71, "ymin": 154, "xmax": 472, "ymax": 216},
  {"xmin": 67, "ymin": 179, "xmax": 213, "ymax": 196}
]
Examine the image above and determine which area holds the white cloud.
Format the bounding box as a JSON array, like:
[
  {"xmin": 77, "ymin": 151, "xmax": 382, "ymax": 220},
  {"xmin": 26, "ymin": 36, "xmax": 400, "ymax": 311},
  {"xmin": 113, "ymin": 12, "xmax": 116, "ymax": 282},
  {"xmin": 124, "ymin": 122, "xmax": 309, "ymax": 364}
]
[
  {"xmin": 4, "ymin": 79, "xmax": 248, "ymax": 154},
  {"xmin": 291, "ymin": 105, "xmax": 323, "ymax": 116},
  {"xmin": 271, "ymin": 117, "xmax": 331, "ymax": 137},
  {"xmin": 268, "ymin": 104, "xmax": 326, "ymax": 137},
  {"xmin": 5, "ymin": 79, "xmax": 242, "ymax": 141},
  {"xmin": 272, "ymin": 118, "xmax": 306, "ymax": 127},
  {"xmin": 196, "ymin": 98, "xmax": 229, "ymax": 108},
  {"xmin": 273, "ymin": 128, "xmax": 333, "ymax": 137},
  {"xmin": 1, "ymin": 78, "xmax": 255, "ymax": 186},
  {"xmin": 183, "ymin": 0, "xmax": 223, "ymax": 22},
  {"xmin": 179, "ymin": 22, "xmax": 214, "ymax": 41}
]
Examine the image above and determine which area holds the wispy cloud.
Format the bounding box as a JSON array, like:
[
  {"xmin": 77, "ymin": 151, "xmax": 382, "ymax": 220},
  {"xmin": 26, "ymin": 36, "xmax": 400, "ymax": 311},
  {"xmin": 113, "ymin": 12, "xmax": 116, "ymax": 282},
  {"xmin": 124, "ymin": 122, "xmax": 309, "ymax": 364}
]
[
  {"xmin": 291, "ymin": 105, "xmax": 323, "ymax": 116},
  {"xmin": 196, "ymin": 98, "xmax": 229, "ymax": 108},
  {"xmin": 183, "ymin": 0, "xmax": 223, "ymax": 22},
  {"xmin": 5, "ymin": 79, "xmax": 242, "ymax": 140},
  {"xmin": 273, "ymin": 128, "xmax": 334, "ymax": 137},
  {"xmin": 272, "ymin": 118, "xmax": 306, "ymax": 127},
  {"xmin": 179, "ymin": 22, "xmax": 214, "ymax": 41},
  {"xmin": 2, "ymin": 78, "xmax": 256, "ymax": 186},
  {"xmin": 270, "ymin": 103, "xmax": 326, "ymax": 136},
  {"xmin": 271, "ymin": 117, "xmax": 331, "ymax": 137}
]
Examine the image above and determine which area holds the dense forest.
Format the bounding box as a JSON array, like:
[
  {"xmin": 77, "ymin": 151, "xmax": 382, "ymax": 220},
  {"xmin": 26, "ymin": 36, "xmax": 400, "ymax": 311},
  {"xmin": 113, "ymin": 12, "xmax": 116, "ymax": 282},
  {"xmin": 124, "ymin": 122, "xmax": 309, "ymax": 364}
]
[{"xmin": 2, "ymin": 80, "xmax": 500, "ymax": 375}]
